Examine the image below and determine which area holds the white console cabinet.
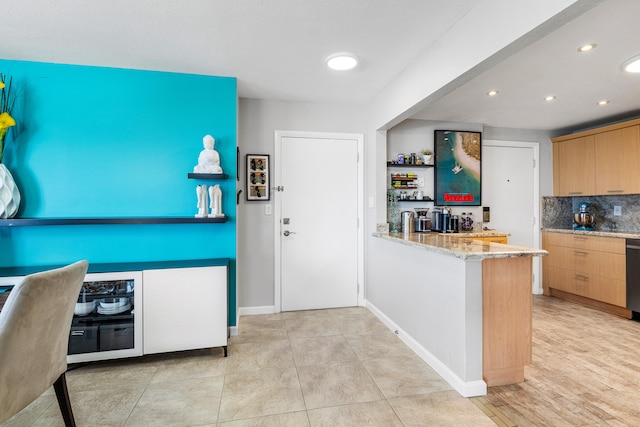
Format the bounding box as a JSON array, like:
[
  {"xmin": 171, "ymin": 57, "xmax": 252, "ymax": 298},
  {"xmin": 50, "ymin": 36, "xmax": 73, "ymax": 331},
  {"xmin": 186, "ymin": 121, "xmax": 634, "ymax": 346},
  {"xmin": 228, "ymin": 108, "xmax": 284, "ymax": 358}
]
[
  {"xmin": 0, "ymin": 260, "xmax": 229, "ymax": 363},
  {"xmin": 143, "ymin": 266, "xmax": 227, "ymax": 355}
]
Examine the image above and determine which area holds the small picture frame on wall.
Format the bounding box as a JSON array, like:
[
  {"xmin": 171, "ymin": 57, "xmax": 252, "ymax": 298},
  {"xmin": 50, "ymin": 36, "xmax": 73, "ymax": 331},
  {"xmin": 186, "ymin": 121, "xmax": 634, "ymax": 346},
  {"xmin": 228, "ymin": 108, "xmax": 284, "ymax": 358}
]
[{"xmin": 246, "ymin": 154, "xmax": 270, "ymax": 201}]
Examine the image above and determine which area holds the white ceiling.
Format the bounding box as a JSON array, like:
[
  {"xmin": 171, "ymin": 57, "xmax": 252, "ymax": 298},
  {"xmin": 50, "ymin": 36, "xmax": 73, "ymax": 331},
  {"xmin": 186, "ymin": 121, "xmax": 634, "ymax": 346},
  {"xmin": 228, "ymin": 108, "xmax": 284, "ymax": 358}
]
[
  {"xmin": 1, "ymin": 0, "xmax": 639, "ymax": 132},
  {"xmin": 410, "ymin": 0, "xmax": 640, "ymax": 132}
]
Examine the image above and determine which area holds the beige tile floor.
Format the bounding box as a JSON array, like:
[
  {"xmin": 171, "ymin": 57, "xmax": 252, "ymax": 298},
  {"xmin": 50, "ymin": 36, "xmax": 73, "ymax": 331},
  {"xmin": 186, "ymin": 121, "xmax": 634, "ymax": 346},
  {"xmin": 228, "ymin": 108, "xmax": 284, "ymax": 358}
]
[{"xmin": 1, "ymin": 307, "xmax": 498, "ymax": 426}]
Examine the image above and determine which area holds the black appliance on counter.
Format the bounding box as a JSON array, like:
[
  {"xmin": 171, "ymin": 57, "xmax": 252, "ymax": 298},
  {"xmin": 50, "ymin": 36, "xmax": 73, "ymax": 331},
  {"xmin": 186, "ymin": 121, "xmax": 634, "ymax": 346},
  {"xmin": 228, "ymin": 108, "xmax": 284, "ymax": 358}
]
[
  {"xmin": 415, "ymin": 208, "xmax": 431, "ymax": 232},
  {"xmin": 431, "ymin": 208, "xmax": 442, "ymax": 232},
  {"xmin": 430, "ymin": 207, "xmax": 458, "ymax": 233},
  {"xmin": 627, "ymin": 239, "xmax": 640, "ymax": 314}
]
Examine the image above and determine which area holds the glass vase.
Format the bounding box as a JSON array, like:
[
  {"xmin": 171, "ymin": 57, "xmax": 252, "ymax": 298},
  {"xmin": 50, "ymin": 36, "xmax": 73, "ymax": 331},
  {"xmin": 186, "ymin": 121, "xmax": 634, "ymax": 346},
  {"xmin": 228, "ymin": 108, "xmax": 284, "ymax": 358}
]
[{"xmin": 387, "ymin": 188, "xmax": 401, "ymax": 232}]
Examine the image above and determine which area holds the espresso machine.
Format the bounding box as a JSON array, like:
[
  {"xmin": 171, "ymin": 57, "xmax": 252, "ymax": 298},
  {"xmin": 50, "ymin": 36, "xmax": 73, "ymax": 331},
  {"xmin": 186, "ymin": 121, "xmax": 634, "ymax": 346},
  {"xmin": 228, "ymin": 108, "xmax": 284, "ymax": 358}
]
[{"xmin": 414, "ymin": 208, "xmax": 431, "ymax": 232}]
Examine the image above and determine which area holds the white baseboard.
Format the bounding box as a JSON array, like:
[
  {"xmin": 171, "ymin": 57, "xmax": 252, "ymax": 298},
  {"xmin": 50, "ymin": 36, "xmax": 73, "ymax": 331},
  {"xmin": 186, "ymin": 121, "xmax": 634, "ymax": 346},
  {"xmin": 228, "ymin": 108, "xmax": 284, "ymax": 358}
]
[
  {"xmin": 238, "ymin": 305, "xmax": 276, "ymax": 316},
  {"xmin": 365, "ymin": 300, "xmax": 487, "ymax": 397}
]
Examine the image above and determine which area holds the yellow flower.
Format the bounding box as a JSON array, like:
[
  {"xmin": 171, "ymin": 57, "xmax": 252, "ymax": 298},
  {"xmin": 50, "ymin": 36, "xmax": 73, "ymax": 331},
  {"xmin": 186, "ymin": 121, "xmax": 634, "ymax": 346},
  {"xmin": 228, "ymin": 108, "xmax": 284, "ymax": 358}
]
[
  {"xmin": 0, "ymin": 112, "xmax": 15, "ymax": 130},
  {"xmin": 0, "ymin": 81, "xmax": 4, "ymax": 89}
]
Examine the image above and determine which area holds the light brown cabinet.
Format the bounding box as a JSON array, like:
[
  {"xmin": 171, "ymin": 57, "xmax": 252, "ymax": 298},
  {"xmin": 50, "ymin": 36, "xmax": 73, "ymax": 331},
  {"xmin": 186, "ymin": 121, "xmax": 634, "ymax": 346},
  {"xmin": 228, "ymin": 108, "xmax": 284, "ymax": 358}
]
[
  {"xmin": 552, "ymin": 119, "xmax": 640, "ymax": 196},
  {"xmin": 555, "ymin": 135, "xmax": 595, "ymax": 196},
  {"xmin": 594, "ymin": 126, "xmax": 640, "ymax": 194},
  {"xmin": 543, "ymin": 231, "xmax": 630, "ymax": 318},
  {"xmin": 471, "ymin": 235, "xmax": 508, "ymax": 244}
]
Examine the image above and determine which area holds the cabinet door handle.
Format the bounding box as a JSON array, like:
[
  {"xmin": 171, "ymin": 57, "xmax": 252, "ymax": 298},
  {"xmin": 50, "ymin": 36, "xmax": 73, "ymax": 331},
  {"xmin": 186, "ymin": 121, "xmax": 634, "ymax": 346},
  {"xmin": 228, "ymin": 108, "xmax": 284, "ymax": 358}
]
[
  {"xmin": 607, "ymin": 189, "xmax": 624, "ymax": 193},
  {"xmin": 568, "ymin": 191, "xmax": 583, "ymax": 195},
  {"xmin": 574, "ymin": 251, "xmax": 588, "ymax": 255},
  {"xmin": 575, "ymin": 274, "xmax": 589, "ymax": 280},
  {"xmin": 573, "ymin": 236, "xmax": 587, "ymax": 240}
]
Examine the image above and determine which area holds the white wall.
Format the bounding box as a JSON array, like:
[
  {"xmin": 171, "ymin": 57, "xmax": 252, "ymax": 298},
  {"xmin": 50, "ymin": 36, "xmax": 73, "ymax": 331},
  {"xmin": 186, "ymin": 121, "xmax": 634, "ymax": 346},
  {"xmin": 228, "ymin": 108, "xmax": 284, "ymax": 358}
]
[
  {"xmin": 237, "ymin": 1, "xmax": 587, "ymax": 314},
  {"xmin": 237, "ymin": 98, "xmax": 367, "ymax": 310}
]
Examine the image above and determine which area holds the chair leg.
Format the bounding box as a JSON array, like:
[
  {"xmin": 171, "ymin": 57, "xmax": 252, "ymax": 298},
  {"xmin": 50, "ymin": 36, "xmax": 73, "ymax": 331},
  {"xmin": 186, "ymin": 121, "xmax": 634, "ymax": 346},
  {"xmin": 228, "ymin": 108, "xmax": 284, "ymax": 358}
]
[{"xmin": 53, "ymin": 372, "xmax": 76, "ymax": 427}]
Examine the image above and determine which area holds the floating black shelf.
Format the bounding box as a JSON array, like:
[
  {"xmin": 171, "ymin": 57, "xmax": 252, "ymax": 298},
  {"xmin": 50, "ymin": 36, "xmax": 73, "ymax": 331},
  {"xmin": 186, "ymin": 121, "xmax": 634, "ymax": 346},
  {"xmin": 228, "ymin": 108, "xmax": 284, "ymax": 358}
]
[
  {"xmin": 397, "ymin": 199, "xmax": 434, "ymax": 203},
  {"xmin": 387, "ymin": 162, "xmax": 434, "ymax": 168},
  {"xmin": 0, "ymin": 217, "xmax": 227, "ymax": 227},
  {"xmin": 187, "ymin": 173, "xmax": 228, "ymax": 179}
]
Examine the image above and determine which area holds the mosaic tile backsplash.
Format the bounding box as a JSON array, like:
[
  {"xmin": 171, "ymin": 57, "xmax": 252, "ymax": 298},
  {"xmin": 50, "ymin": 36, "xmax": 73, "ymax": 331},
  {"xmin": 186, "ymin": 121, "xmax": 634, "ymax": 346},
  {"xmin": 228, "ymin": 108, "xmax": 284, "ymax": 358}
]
[{"xmin": 542, "ymin": 194, "xmax": 640, "ymax": 232}]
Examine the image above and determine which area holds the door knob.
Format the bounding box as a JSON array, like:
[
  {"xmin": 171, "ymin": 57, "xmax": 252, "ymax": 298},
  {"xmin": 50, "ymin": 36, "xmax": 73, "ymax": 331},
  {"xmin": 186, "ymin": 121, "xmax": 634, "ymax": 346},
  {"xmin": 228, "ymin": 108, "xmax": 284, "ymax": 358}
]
[{"xmin": 283, "ymin": 230, "xmax": 296, "ymax": 236}]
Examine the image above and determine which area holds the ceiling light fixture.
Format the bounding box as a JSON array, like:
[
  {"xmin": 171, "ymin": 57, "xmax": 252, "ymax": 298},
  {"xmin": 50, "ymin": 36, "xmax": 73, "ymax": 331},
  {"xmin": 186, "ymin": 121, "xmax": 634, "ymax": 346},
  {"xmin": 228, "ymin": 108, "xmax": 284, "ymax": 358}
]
[
  {"xmin": 545, "ymin": 95, "xmax": 556, "ymax": 102},
  {"xmin": 622, "ymin": 54, "xmax": 640, "ymax": 73},
  {"xmin": 326, "ymin": 53, "xmax": 359, "ymax": 71},
  {"xmin": 597, "ymin": 100, "xmax": 610, "ymax": 106},
  {"xmin": 578, "ymin": 43, "xmax": 597, "ymax": 53},
  {"xmin": 487, "ymin": 90, "xmax": 499, "ymax": 96}
]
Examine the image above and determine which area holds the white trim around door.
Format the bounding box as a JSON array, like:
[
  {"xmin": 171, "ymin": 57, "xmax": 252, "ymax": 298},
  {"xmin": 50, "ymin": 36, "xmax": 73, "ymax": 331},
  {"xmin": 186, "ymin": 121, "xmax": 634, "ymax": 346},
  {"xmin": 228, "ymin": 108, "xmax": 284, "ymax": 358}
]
[{"xmin": 274, "ymin": 130, "xmax": 365, "ymax": 312}]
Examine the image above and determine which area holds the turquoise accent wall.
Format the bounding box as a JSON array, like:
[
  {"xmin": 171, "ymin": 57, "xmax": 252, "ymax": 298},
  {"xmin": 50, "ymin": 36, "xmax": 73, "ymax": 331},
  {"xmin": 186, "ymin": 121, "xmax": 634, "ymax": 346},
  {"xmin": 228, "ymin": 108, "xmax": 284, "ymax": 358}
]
[{"xmin": 0, "ymin": 60, "xmax": 238, "ymax": 325}]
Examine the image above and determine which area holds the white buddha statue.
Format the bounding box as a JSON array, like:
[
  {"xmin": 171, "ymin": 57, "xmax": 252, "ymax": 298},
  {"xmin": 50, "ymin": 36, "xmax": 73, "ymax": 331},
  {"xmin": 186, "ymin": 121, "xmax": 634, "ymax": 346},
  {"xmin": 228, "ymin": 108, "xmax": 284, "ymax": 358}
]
[{"xmin": 194, "ymin": 135, "xmax": 223, "ymax": 174}]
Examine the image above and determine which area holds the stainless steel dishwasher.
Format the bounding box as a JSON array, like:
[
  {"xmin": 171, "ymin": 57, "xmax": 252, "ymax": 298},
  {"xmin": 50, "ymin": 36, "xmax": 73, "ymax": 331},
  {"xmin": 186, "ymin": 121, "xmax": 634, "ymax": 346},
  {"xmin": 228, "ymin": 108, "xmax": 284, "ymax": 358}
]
[{"xmin": 626, "ymin": 239, "xmax": 640, "ymax": 313}]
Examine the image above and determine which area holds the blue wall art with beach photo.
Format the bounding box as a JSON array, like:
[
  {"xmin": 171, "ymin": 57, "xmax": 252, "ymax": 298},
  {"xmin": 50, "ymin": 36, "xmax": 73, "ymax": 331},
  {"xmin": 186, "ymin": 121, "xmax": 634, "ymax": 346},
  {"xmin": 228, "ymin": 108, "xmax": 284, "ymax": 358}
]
[{"xmin": 434, "ymin": 130, "xmax": 481, "ymax": 206}]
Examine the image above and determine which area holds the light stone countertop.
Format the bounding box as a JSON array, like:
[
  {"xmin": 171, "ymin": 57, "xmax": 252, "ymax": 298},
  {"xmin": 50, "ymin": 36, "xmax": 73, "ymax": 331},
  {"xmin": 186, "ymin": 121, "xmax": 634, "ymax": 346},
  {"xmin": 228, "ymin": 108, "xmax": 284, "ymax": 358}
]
[
  {"xmin": 543, "ymin": 228, "xmax": 640, "ymax": 239},
  {"xmin": 373, "ymin": 232, "xmax": 547, "ymax": 260}
]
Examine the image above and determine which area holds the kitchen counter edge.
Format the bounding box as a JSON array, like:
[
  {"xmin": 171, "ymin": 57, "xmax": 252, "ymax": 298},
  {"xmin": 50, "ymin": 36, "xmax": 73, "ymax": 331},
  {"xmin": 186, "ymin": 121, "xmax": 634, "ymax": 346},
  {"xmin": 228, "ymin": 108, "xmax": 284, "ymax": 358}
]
[
  {"xmin": 542, "ymin": 228, "xmax": 640, "ymax": 239},
  {"xmin": 372, "ymin": 232, "xmax": 547, "ymax": 260}
]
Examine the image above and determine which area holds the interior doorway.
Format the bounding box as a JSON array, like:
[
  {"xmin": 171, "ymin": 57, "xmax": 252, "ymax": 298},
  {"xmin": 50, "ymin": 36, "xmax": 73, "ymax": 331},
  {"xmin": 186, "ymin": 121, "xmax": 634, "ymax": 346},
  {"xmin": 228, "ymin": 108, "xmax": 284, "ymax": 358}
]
[{"xmin": 274, "ymin": 131, "xmax": 364, "ymax": 311}]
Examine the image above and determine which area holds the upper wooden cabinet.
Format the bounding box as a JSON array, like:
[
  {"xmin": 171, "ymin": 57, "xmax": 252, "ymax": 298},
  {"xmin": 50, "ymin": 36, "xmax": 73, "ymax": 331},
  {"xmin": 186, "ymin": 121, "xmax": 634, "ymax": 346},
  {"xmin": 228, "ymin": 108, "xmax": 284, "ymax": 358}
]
[
  {"xmin": 594, "ymin": 126, "xmax": 640, "ymax": 194},
  {"xmin": 556, "ymin": 135, "xmax": 595, "ymax": 196},
  {"xmin": 552, "ymin": 119, "xmax": 640, "ymax": 196}
]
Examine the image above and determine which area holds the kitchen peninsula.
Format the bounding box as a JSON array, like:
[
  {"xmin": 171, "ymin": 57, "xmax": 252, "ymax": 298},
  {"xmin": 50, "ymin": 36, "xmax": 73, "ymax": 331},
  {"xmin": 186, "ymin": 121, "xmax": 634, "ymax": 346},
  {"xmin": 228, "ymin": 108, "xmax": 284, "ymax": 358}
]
[{"xmin": 368, "ymin": 232, "xmax": 546, "ymax": 397}]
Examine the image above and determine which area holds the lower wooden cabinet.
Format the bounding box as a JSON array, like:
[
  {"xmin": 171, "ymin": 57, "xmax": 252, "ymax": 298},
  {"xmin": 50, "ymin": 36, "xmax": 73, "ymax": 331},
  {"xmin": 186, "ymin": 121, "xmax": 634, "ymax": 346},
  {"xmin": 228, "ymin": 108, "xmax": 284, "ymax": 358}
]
[
  {"xmin": 471, "ymin": 235, "xmax": 508, "ymax": 244},
  {"xmin": 543, "ymin": 231, "xmax": 629, "ymax": 317}
]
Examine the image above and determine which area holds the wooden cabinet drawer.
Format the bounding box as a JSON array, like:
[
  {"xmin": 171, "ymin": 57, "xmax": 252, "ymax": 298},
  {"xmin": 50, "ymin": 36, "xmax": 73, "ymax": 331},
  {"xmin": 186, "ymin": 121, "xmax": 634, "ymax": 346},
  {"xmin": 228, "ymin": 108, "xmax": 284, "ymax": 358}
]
[
  {"xmin": 597, "ymin": 277, "xmax": 626, "ymax": 307},
  {"xmin": 546, "ymin": 232, "xmax": 574, "ymax": 247},
  {"xmin": 573, "ymin": 272, "xmax": 597, "ymax": 300},
  {"xmin": 571, "ymin": 235, "xmax": 625, "ymax": 253},
  {"xmin": 547, "ymin": 232, "xmax": 625, "ymax": 253},
  {"xmin": 547, "ymin": 245, "xmax": 574, "ymax": 269},
  {"xmin": 547, "ymin": 266, "xmax": 576, "ymax": 294},
  {"xmin": 574, "ymin": 251, "xmax": 625, "ymax": 280}
]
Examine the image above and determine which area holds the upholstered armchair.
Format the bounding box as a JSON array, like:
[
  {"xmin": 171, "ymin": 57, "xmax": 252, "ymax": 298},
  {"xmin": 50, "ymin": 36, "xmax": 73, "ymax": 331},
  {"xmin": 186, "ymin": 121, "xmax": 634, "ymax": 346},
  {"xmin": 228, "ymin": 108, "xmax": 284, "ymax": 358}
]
[{"xmin": 0, "ymin": 260, "xmax": 88, "ymax": 426}]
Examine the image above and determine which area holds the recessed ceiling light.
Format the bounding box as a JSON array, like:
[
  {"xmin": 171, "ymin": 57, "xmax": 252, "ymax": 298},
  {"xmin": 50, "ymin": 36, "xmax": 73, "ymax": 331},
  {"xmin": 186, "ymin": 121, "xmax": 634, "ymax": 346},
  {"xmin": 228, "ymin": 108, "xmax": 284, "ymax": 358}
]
[
  {"xmin": 578, "ymin": 44, "xmax": 597, "ymax": 53},
  {"xmin": 597, "ymin": 100, "xmax": 610, "ymax": 106},
  {"xmin": 545, "ymin": 95, "xmax": 556, "ymax": 102},
  {"xmin": 487, "ymin": 90, "xmax": 499, "ymax": 96},
  {"xmin": 622, "ymin": 54, "xmax": 640, "ymax": 73},
  {"xmin": 326, "ymin": 53, "xmax": 358, "ymax": 71}
]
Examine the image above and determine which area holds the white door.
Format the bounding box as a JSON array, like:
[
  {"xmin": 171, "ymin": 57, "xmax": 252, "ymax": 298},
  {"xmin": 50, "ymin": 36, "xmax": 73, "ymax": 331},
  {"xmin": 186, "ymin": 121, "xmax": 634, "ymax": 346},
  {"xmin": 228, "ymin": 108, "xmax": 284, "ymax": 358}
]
[
  {"xmin": 275, "ymin": 132, "xmax": 362, "ymax": 311},
  {"xmin": 482, "ymin": 141, "xmax": 541, "ymax": 293}
]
